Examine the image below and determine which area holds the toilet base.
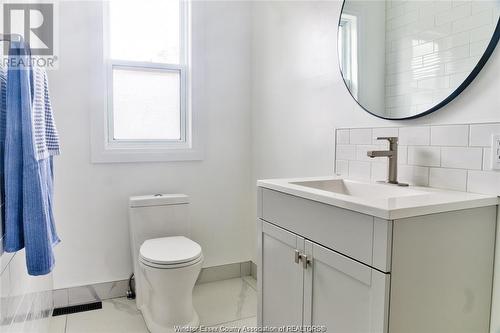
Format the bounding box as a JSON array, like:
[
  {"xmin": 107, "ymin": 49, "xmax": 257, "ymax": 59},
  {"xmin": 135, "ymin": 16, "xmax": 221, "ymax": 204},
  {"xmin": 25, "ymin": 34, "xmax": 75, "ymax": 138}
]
[{"xmin": 141, "ymin": 306, "xmax": 200, "ymax": 333}]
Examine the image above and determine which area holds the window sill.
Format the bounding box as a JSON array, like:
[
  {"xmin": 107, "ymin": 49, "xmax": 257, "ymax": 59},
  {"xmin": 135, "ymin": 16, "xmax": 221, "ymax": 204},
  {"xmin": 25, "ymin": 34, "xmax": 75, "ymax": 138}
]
[{"xmin": 91, "ymin": 146, "xmax": 203, "ymax": 163}]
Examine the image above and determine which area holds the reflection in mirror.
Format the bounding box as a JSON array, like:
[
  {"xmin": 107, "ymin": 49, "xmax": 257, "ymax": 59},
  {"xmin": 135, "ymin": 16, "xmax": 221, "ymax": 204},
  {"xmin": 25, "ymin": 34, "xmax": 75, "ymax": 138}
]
[{"xmin": 338, "ymin": 1, "xmax": 500, "ymax": 119}]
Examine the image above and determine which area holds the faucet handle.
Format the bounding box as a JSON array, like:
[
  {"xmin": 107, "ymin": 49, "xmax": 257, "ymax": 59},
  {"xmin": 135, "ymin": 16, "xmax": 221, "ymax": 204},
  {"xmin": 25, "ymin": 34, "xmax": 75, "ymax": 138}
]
[{"xmin": 376, "ymin": 137, "xmax": 398, "ymax": 143}]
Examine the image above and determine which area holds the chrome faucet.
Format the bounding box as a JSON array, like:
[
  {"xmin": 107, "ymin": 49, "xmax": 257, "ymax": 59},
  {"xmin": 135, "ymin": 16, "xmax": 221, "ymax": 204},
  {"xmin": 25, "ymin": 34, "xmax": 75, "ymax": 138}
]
[{"xmin": 367, "ymin": 137, "xmax": 407, "ymax": 186}]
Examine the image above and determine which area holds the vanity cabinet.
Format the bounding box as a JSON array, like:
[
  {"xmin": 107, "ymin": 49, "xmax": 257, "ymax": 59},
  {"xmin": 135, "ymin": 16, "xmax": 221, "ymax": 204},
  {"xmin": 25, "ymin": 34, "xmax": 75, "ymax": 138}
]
[
  {"xmin": 261, "ymin": 221, "xmax": 389, "ymax": 332},
  {"xmin": 257, "ymin": 187, "xmax": 497, "ymax": 333},
  {"xmin": 303, "ymin": 239, "xmax": 389, "ymax": 333},
  {"xmin": 261, "ymin": 222, "xmax": 304, "ymax": 327}
]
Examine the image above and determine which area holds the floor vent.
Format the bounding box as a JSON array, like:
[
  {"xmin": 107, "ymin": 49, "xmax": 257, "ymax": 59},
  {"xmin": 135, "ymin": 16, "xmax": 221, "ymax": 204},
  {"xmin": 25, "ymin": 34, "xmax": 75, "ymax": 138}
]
[{"xmin": 52, "ymin": 302, "xmax": 102, "ymax": 316}]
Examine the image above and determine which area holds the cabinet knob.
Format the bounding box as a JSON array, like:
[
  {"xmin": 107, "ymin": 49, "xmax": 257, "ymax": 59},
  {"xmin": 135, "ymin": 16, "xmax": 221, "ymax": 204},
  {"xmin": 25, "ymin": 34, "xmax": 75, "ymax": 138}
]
[
  {"xmin": 294, "ymin": 251, "xmax": 312, "ymax": 269},
  {"xmin": 294, "ymin": 250, "xmax": 300, "ymax": 264},
  {"xmin": 301, "ymin": 254, "xmax": 311, "ymax": 269}
]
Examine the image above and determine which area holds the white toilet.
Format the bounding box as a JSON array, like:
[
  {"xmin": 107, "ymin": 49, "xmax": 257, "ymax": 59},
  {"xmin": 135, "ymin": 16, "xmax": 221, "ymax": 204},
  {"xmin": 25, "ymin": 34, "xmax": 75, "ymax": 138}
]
[{"xmin": 129, "ymin": 194, "xmax": 203, "ymax": 333}]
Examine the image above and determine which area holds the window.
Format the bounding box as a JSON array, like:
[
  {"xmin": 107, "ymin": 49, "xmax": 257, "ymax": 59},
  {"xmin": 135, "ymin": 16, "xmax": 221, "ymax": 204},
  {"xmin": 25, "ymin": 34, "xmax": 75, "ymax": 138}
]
[
  {"xmin": 112, "ymin": 67, "xmax": 183, "ymax": 141},
  {"xmin": 338, "ymin": 14, "xmax": 358, "ymax": 98},
  {"xmin": 92, "ymin": 0, "xmax": 202, "ymax": 162}
]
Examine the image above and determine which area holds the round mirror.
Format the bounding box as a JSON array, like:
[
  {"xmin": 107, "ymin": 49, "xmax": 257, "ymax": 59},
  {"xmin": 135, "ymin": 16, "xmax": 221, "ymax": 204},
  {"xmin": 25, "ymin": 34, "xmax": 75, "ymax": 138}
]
[{"xmin": 338, "ymin": 1, "xmax": 500, "ymax": 120}]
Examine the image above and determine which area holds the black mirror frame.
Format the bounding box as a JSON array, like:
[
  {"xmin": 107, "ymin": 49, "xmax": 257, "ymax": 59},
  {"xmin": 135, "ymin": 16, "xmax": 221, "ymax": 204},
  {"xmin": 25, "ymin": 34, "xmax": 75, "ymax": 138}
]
[{"xmin": 337, "ymin": 0, "xmax": 500, "ymax": 120}]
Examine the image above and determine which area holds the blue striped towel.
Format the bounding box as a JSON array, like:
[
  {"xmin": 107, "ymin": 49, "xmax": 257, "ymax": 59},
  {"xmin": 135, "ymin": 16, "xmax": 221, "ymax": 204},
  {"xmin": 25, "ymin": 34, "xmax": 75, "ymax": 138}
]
[{"xmin": 3, "ymin": 40, "xmax": 60, "ymax": 275}]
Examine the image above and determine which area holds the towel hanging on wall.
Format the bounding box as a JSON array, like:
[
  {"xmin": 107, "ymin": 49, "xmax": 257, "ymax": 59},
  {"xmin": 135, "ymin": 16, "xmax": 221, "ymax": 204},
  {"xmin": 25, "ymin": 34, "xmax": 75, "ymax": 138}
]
[{"xmin": 2, "ymin": 39, "xmax": 61, "ymax": 276}]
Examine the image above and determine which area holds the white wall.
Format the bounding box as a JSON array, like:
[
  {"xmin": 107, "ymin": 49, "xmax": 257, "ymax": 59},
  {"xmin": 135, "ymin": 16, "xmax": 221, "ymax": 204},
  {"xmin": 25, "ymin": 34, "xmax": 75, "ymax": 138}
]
[
  {"xmin": 251, "ymin": 0, "xmax": 500, "ymax": 330},
  {"xmin": 50, "ymin": 1, "xmax": 254, "ymax": 289},
  {"xmin": 47, "ymin": 1, "xmax": 500, "ymax": 328},
  {"xmin": 252, "ymin": 1, "xmax": 341, "ymax": 180}
]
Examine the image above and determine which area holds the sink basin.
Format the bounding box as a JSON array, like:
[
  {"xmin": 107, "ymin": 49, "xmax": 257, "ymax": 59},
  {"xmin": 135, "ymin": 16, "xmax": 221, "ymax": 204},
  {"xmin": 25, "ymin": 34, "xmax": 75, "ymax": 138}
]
[
  {"xmin": 291, "ymin": 179, "xmax": 426, "ymax": 200},
  {"xmin": 258, "ymin": 176, "xmax": 500, "ymax": 219},
  {"xmin": 258, "ymin": 176, "xmax": 499, "ymax": 219}
]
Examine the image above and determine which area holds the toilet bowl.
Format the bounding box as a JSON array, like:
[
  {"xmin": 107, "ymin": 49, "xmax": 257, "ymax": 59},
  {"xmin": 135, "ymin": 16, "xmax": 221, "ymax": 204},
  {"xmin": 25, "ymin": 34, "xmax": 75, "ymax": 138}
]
[
  {"xmin": 139, "ymin": 236, "xmax": 203, "ymax": 333},
  {"xmin": 129, "ymin": 194, "xmax": 203, "ymax": 333}
]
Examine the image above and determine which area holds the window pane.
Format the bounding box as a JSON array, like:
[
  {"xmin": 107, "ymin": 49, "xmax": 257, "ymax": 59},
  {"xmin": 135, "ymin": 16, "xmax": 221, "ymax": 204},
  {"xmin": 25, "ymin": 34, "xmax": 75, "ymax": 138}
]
[
  {"xmin": 110, "ymin": 0, "xmax": 180, "ymax": 64},
  {"xmin": 112, "ymin": 68, "xmax": 181, "ymax": 140}
]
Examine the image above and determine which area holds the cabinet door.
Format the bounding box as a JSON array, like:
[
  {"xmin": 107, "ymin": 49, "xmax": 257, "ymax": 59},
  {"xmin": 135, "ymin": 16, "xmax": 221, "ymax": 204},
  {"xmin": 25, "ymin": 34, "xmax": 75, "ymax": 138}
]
[
  {"xmin": 261, "ymin": 221, "xmax": 304, "ymax": 327},
  {"xmin": 303, "ymin": 241, "xmax": 390, "ymax": 333}
]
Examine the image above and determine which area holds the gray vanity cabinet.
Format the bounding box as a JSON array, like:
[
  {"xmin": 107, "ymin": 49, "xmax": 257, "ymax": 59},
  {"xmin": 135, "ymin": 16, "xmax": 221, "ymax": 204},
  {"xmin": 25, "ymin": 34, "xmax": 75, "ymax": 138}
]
[
  {"xmin": 261, "ymin": 222, "xmax": 304, "ymax": 327},
  {"xmin": 303, "ymin": 240, "xmax": 390, "ymax": 333},
  {"xmin": 257, "ymin": 187, "xmax": 497, "ymax": 333},
  {"xmin": 260, "ymin": 221, "xmax": 390, "ymax": 332}
]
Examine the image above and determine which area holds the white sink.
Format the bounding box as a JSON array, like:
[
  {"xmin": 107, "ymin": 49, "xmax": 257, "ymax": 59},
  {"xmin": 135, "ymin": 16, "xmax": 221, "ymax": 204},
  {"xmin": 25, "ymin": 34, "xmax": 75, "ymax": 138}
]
[
  {"xmin": 257, "ymin": 176, "xmax": 499, "ymax": 219},
  {"xmin": 291, "ymin": 179, "xmax": 426, "ymax": 200}
]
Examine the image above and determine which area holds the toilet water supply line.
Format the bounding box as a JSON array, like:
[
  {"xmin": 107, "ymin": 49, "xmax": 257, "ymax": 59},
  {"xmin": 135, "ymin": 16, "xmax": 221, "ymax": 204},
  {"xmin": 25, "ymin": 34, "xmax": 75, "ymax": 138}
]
[{"xmin": 127, "ymin": 273, "xmax": 136, "ymax": 299}]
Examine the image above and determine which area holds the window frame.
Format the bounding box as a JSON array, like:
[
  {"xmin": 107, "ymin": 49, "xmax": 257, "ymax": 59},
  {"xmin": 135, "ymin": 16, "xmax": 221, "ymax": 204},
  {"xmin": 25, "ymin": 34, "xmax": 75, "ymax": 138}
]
[
  {"xmin": 339, "ymin": 14, "xmax": 358, "ymax": 99},
  {"xmin": 107, "ymin": 61, "xmax": 188, "ymax": 148},
  {"xmin": 91, "ymin": 0, "xmax": 203, "ymax": 163}
]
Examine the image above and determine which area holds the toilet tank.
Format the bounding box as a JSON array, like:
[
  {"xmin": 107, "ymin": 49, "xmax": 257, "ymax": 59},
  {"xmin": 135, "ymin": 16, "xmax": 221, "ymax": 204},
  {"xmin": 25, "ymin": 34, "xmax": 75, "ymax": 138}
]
[{"xmin": 128, "ymin": 194, "xmax": 190, "ymax": 286}]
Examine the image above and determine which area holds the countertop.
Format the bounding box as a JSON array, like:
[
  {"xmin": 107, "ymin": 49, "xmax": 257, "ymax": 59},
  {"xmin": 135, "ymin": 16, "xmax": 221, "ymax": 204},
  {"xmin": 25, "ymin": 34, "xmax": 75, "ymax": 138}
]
[{"xmin": 258, "ymin": 176, "xmax": 499, "ymax": 219}]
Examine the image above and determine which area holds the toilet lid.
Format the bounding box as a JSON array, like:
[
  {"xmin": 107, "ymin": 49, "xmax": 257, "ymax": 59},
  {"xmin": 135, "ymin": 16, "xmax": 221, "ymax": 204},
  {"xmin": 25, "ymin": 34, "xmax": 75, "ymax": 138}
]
[{"xmin": 139, "ymin": 236, "xmax": 202, "ymax": 265}]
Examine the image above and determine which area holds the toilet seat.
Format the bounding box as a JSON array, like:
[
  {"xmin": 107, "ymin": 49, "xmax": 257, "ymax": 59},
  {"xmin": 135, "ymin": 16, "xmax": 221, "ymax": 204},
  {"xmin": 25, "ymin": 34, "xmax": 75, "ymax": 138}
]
[
  {"xmin": 139, "ymin": 236, "xmax": 202, "ymax": 268},
  {"xmin": 140, "ymin": 254, "xmax": 203, "ymax": 269}
]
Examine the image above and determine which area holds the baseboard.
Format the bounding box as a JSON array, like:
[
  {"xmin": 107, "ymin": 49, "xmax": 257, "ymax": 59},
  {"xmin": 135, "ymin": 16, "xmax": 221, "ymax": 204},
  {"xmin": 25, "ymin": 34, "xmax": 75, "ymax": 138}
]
[
  {"xmin": 53, "ymin": 279, "xmax": 129, "ymax": 309},
  {"xmin": 53, "ymin": 260, "xmax": 257, "ymax": 308},
  {"xmin": 196, "ymin": 260, "xmax": 253, "ymax": 284}
]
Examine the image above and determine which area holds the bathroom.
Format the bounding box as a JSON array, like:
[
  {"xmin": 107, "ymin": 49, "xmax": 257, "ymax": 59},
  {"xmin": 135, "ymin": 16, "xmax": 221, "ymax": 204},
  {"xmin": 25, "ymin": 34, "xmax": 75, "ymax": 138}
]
[{"xmin": 0, "ymin": 0, "xmax": 499, "ymax": 332}]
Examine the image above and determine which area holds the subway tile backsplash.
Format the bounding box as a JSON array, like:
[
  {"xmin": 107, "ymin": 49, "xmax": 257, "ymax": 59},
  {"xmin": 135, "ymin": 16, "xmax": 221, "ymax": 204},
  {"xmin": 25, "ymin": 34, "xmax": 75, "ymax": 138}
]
[
  {"xmin": 408, "ymin": 146, "xmax": 441, "ymax": 167},
  {"xmin": 441, "ymin": 146, "xmax": 483, "ymax": 169},
  {"xmin": 468, "ymin": 171, "xmax": 500, "ymax": 195},
  {"xmin": 469, "ymin": 123, "xmax": 500, "ymax": 146},
  {"xmin": 335, "ymin": 123, "xmax": 500, "ymax": 196},
  {"xmin": 430, "ymin": 125, "xmax": 469, "ymax": 146},
  {"xmin": 349, "ymin": 128, "xmax": 373, "ymax": 145},
  {"xmin": 399, "ymin": 126, "xmax": 430, "ymax": 145},
  {"xmin": 429, "ymin": 168, "xmax": 468, "ymax": 192}
]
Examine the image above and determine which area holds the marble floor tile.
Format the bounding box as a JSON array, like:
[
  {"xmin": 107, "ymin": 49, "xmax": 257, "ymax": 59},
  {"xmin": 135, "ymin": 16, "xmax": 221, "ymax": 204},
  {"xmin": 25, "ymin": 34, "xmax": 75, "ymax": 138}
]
[
  {"xmin": 51, "ymin": 277, "xmax": 258, "ymax": 332},
  {"xmin": 65, "ymin": 298, "xmax": 147, "ymax": 333},
  {"xmin": 194, "ymin": 277, "xmax": 257, "ymax": 326},
  {"xmin": 209, "ymin": 316, "xmax": 257, "ymax": 328},
  {"xmin": 48, "ymin": 315, "xmax": 66, "ymax": 333}
]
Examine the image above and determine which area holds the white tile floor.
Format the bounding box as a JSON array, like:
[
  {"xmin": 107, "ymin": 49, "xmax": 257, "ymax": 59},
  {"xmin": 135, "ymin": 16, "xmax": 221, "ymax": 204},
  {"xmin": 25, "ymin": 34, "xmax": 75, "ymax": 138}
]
[{"xmin": 49, "ymin": 277, "xmax": 257, "ymax": 333}]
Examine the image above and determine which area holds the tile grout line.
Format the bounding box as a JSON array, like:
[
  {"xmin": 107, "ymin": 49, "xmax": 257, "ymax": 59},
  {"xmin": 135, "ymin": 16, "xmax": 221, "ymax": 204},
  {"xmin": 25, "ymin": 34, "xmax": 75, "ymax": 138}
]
[
  {"xmin": 465, "ymin": 169, "xmax": 469, "ymax": 192},
  {"xmin": 209, "ymin": 315, "xmax": 257, "ymax": 327},
  {"xmin": 0, "ymin": 251, "xmax": 17, "ymax": 276}
]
